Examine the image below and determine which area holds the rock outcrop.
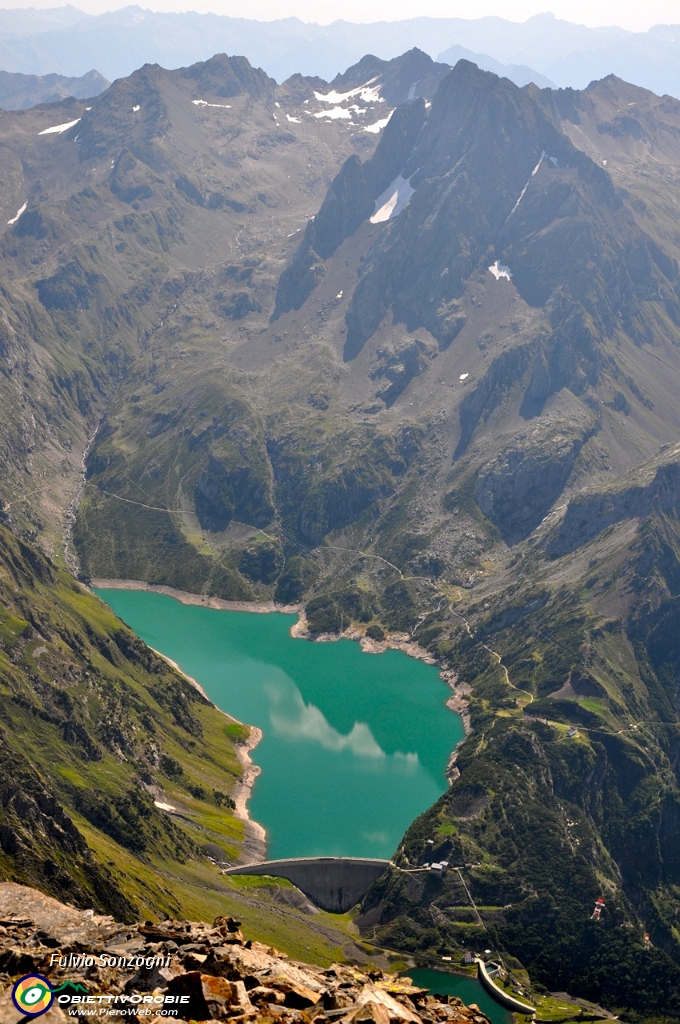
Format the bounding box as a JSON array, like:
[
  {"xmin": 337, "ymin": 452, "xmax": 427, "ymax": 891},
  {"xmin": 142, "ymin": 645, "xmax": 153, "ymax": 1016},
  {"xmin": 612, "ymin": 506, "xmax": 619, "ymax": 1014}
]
[
  {"xmin": 548, "ymin": 456, "xmax": 680, "ymax": 557},
  {"xmin": 0, "ymin": 883, "xmax": 490, "ymax": 1024},
  {"xmin": 475, "ymin": 421, "xmax": 592, "ymax": 543}
]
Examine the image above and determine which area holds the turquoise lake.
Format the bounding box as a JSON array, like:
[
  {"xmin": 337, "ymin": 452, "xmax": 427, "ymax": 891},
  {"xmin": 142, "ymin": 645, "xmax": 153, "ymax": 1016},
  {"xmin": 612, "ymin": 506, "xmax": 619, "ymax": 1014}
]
[
  {"xmin": 406, "ymin": 970, "xmax": 512, "ymax": 1024},
  {"xmin": 95, "ymin": 590, "xmax": 464, "ymax": 861}
]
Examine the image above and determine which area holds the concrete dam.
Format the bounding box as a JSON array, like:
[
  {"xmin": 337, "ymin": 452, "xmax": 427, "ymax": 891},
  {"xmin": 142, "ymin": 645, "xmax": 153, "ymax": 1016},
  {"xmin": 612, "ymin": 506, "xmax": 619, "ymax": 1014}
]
[{"xmin": 224, "ymin": 857, "xmax": 391, "ymax": 913}]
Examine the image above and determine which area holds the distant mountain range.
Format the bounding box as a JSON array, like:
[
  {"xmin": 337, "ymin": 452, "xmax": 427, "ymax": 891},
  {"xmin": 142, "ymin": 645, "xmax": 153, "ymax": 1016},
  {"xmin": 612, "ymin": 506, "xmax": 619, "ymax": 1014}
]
[
  {"xmin": 1, "ymin": 6, "xmax": 680, "ymax": 99},
  {"xmin": 0, "ymin": 68, "xmax": 108, "ymax": 109}
]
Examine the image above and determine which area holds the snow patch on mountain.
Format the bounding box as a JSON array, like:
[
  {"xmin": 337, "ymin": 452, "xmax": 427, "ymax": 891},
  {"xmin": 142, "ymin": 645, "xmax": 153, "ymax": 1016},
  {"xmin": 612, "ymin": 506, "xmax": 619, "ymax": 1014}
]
[
  {"xmin": 489, "ymin": 261, "xmax": 512, "ymax": 281},
  {"xmin": 192, "ymin": 99, "xmax": 231, "ymax": 109},
  {"xmin": 364, "ymin": 112, "xmax": 393, "ymax": 134},
  {"xmin": 507, "ymin": 150, "xmax": 546, "ymax": 218},
  {"xmin": 314, "ymin": 77, "xmax": 383, "ymax": 105},
  {"xmin": 314, "ymin": 106, "xmax": 352, "ymax": 120},
  {"xmin": 38, "ymin": 117, "xmax": 80, "ymax": 135},
  {"xmin": 7, "ymin": 201, "xmax": 26, "ymax": 226},
  {"xmin": 370, "ymin": 173, "xmax": 416, "ymax": 224}
]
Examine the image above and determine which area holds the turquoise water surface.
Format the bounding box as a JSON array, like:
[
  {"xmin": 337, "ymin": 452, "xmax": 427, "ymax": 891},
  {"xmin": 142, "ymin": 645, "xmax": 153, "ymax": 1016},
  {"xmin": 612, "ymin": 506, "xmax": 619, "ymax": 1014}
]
[
  {"xmin": 406, "ymin": 970, "xmax": 512, "ymax": 1024},
  {"xmin": 95, "ymin": 590, "xmax": 464, "ymax": 860}
]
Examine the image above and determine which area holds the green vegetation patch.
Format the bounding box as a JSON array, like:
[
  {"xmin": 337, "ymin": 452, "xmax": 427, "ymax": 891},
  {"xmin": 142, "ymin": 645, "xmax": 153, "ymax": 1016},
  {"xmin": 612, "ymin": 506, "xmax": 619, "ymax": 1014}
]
[{"xmin": 0, "ymin": 523, "xmax": 248, "ymax": 922}]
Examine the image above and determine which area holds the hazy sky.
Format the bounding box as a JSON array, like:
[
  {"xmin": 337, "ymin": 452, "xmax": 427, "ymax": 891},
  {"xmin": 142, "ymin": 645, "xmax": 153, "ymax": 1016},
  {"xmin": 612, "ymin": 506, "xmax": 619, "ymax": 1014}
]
[{"xmin": 0, "ymin": 0, "xmax": 677, "ymax": 32}]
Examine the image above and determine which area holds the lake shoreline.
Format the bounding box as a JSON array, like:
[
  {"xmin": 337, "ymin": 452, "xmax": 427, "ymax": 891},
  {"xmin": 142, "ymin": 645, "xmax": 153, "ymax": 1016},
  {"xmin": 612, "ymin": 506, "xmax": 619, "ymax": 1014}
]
[
  {"xmin": 90, "ymin": 578, "xmax": 301, "ymax": 615},
  {"xmin": 290, "ymin": 611, "xmax": 472, "ymax": 739},
  {"xmin": 93, "ymin": 578, "xmax": 471, "ymax": 852},
  {"xmin": 92, "ymin": 578, "xmax": 472, "ymax": 737},
  {"xmin": 140, "ymin": 646, "xmax": 267, "ymax": 865}
]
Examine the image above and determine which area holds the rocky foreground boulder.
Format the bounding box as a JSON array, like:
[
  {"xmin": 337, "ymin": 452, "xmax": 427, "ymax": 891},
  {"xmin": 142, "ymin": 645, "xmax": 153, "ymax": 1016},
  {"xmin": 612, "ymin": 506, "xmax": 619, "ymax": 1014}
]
[{"xmin": 0, "ymin": 883, "xmax": 490, "ymax": 1024}]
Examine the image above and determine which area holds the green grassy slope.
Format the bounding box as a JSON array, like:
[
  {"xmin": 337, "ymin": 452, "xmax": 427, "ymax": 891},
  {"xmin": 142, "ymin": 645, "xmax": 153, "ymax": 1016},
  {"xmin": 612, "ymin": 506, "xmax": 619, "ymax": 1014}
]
[{"xmin": 0, "ymin": 522, "xmax": 248, "ymax": 920}]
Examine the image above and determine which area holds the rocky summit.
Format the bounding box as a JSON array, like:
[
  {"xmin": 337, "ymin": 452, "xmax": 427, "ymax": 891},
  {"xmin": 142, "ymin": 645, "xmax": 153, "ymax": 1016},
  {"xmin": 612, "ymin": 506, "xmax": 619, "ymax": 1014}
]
[
  {"xmin": 0, "ymin": 883, "xmax": 490, "ymax": 1024},
  {"xmin": 1, "ymin": 41, "xmax": 680, "ymax": 1023}
]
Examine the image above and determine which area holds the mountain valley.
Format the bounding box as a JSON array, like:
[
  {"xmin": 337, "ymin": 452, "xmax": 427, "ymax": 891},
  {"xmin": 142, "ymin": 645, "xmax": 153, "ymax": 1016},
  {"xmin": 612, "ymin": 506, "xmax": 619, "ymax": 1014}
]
[{"xmin": 1, "ymin": 44, "xmax": 680, "ymax": 1021}]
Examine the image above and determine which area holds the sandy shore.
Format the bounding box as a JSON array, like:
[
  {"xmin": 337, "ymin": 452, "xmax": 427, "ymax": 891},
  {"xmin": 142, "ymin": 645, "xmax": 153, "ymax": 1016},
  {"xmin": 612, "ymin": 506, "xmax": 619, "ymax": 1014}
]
[
  {"xmin": 230, "ymin": 725, "xmax": 266, "ymax": 865},
  {"xmin": 145, "ymin": 648, "xmax": 266, "ymax": 864},
  {"xmin": 91, "ymin": 578, "xmax": 300, "ymax": 615}
]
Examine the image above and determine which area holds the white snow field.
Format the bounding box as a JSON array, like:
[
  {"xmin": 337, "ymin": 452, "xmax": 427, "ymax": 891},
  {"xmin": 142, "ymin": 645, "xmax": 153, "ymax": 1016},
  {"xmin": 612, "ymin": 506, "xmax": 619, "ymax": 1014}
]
[
  {"xmin": 314, "ymin": 106, "xmax": 352, "ymax": 119},
  {"xmin": 38, "ymin": 118, "xmax": 80, "ymax": 135},
  {"xmin": 364, "ymin": 113, "xmax": 393, "ymax": 133},
  {"xmin": 192, "ymin": 99, "xmax": 231, "ymax": 109},
  {"xmin": 489, "ymin": 261, "xmax": 513, "ymax": 281},
  {"xmin": 7, "ymin": 201, "xmax": 27, "ymax": 226},
  {"xmin": 313, "ymin": 78, "xmax": 383, "ymax": 106},
  {"xmin": 370, "ymin": 174, "xmax": 416, "ymax": 224}
]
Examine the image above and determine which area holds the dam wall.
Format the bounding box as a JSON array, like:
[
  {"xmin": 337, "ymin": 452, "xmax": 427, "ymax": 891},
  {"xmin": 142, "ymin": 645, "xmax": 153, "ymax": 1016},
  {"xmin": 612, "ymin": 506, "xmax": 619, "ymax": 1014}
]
[
  {"xmin": 476, "ymin": 958, "xmax": 536, "ymax": 1015},
  {"xmin": 224, "ymin": 857, "xmax": 391, "ymax": 913}
]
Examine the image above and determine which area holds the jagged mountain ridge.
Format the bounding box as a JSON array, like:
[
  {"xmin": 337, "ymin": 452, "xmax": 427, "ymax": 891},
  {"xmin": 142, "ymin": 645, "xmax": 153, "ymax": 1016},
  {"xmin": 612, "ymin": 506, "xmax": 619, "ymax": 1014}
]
[
  {"xmin": 270, "ymin": 60, "xmax": 680, "ymax": 549},
  {"xmin": 2, "ymin": 7, "xmax": 680, "ymax": 100},
  {"xmin": 1, "ymin": 47, "xmax": 680, "ymax": 1020},
  {"xmin": 280, "ymin": 59, "xmax": 679, "ymax": 362}
]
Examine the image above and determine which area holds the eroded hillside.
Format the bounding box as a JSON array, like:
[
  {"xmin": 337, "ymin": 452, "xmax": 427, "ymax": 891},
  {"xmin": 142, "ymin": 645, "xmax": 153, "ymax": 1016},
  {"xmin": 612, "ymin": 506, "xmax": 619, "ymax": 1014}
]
[{"xmin": 2, "ymin": 49, "xmax": 680, "ymax": 1020}]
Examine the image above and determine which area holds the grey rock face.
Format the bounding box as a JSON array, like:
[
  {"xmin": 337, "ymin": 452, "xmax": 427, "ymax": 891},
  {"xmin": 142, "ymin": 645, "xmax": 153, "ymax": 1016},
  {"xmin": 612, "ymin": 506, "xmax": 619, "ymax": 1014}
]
[
  {"xmin": 549, "ymin": 460, "xmax": 680, "ymax": 558},
  {"xmin": 274, "ymin": 99, "xmax": 426, "ymax": 318},
  {"xmin": 0, "ymin": 69, "xmax": 109, "ymax": 111},
  {"xmin": 475, "ymin": 428, "xmax": 586, "ymax": 543}
]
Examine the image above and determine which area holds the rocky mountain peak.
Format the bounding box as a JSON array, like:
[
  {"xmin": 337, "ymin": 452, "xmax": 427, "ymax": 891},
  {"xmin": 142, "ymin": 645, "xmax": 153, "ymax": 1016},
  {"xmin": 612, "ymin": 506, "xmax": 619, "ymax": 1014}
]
[
  {"xmin": 180, "ymin": 52, "xmax": 276, "ymax": 100},
  {"xmin": 0, "ymin": 883, "xmax": 491, "ymax": 1024},
  {"xmin": 330, "ymin": 47, "xmax": 451, "ymax": 107}
]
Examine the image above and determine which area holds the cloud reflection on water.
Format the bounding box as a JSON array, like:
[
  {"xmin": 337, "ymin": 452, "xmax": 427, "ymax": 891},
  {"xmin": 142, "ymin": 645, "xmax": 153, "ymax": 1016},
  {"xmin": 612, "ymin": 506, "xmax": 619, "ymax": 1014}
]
[{"xmin": 266, "ymin": 680, "xmax": 419, "ymax": 768}]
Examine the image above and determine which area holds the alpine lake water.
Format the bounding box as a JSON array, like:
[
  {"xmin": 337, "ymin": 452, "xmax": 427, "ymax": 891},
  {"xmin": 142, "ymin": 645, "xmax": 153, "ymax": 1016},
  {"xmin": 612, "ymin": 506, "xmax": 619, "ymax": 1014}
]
[
  {"xmin": 405, "ymin": 971, "xmax": 512, "ymax": 1024},
  {"xmin": 95, "ymin": 591, "xmax": 510, "ymax": 1023},
  {"xmin": 96, "ymin": 589, "xmax": 464, "ymax": 860}
]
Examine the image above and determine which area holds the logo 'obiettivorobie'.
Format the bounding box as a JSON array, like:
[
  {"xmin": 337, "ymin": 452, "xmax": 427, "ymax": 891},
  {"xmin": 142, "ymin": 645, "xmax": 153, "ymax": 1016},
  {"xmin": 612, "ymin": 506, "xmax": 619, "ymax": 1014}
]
[
  {"xmin": 11, "ymin": 974, "xmax": 55, "ymax": 1017},
  {"xmin": 11, "ymin": 972, "xmax": 192, "ymax": 1017},
  {"xmin": 11, "ymin": 974, "xmax": 88, "ymax": 1018}
]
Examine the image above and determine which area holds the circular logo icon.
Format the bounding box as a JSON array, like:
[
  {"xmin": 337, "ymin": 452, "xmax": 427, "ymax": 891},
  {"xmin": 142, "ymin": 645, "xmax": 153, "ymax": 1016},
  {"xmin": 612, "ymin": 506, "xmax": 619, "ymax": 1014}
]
[{"xmin": 11, "ymin": 974, "xmax": 54, "ymax": 1017}]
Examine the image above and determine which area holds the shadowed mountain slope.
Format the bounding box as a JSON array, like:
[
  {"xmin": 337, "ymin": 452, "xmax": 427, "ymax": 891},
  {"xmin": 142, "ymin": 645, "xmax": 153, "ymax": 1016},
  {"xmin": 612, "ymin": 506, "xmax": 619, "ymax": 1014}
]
[{"xmin": 2, "ymin": 50, "xmax": 680, "ymax": 1019}]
